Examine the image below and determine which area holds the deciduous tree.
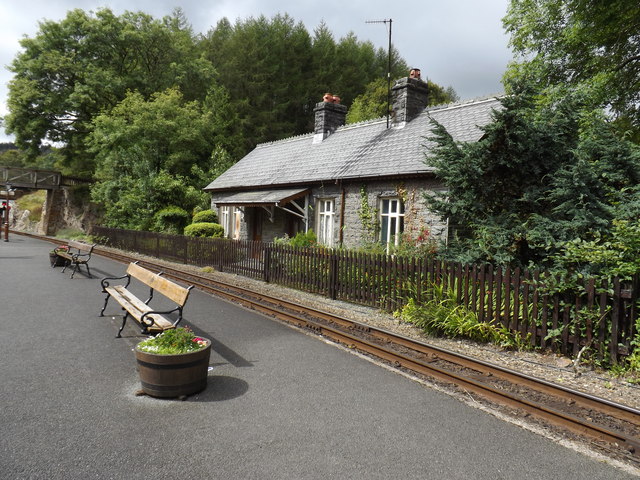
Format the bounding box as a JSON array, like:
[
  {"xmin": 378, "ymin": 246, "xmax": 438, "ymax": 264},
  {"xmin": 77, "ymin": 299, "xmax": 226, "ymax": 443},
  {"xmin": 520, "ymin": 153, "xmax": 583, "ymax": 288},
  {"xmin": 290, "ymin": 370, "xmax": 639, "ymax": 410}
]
[
  {"xmin": 5, "ymin": 8, "xmax": 215, "ymax": 174},
  {"xmin": 88, "ymin": 87, "xmax": 236, "ymax": 230},
  {"xmin": 503, "ymin": 0, "xmax": 640, "ymax": 136}
]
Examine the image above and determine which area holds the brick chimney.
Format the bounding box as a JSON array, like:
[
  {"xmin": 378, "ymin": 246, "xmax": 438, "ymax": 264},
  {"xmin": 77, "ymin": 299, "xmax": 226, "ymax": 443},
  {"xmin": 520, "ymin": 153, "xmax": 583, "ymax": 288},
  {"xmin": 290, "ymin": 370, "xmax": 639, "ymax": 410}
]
[
  {"xmin": 313, "ymin": 93, "xmax": 347, "ymax": 144},
  {"xmin": 391, "ymin": 72, "xmax": 429, "ymax": 128}
]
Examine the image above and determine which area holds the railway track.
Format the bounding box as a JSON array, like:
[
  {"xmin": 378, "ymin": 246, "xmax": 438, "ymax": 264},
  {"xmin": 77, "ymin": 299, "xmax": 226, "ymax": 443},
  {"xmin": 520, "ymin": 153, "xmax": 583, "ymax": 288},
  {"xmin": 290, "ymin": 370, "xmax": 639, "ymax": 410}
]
[{"xmin": 25, "ymin": 232, "xmax": 640, "ymax": 465}]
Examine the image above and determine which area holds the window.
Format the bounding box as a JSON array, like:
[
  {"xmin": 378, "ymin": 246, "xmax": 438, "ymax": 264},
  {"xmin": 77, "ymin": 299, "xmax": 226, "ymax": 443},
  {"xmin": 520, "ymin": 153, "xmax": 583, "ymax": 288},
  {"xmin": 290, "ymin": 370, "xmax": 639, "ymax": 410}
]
[
  {"xmin": 317, "ymin": 199, "xmax": 335, "ymax": 246},
  {"xmin": 380, "ymin": 198, "xmax": 404, "ymax": 246},
  {"xmin": 220, "ymin": 206, "xmax": 230, "ymax": 237},
  {"xmin": 220, "ymin": 206, "xmax": 242, "ymax": 239}
]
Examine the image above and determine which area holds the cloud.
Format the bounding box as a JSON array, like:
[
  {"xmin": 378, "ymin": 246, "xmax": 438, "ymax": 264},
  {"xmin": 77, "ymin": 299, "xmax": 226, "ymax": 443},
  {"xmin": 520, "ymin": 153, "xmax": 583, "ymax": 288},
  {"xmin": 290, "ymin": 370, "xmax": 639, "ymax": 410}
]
[{"xmin": 0, "ymin": 0, "xmax": 513, "ymax": 142}]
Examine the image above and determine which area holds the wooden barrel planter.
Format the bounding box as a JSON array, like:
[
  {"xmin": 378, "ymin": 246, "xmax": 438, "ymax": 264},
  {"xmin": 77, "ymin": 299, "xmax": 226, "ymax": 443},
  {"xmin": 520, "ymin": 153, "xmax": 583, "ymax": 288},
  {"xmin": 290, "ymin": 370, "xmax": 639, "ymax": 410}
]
[{"xmin": 134, "ymin": 339, "xmax": 212, "ymax": 398}]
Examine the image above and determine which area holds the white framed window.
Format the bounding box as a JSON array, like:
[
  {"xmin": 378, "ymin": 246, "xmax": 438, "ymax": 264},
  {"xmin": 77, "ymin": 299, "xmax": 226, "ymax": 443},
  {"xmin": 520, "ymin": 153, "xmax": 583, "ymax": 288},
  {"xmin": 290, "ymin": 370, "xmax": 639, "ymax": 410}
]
[
  {"xmin": 317, "ymin": 199, "xmax": 335, "ymax": 246},
  {"xmin": 379, "ymin": 198, "xmax": 404, "ymax": 246},
  {"xmin": 220, "ymin": 206, "xmax": 231, "ymax": 238}
]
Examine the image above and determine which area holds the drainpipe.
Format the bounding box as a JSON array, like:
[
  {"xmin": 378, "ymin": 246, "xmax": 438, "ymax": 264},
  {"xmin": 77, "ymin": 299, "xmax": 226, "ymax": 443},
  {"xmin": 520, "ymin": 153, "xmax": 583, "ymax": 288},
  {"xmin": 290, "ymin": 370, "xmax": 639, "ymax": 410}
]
[{"xmin": 339, "ymin": 185, "xmax": 345, "ymax": 246}]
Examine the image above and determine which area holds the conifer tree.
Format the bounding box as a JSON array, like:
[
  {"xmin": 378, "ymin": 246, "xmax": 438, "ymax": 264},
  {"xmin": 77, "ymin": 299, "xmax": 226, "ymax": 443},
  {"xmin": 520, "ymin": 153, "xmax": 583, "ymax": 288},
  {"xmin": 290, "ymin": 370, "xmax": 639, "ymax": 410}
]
[{"xmin": 426, "ymin": 88, "xmax": 640, "ymax": 266}]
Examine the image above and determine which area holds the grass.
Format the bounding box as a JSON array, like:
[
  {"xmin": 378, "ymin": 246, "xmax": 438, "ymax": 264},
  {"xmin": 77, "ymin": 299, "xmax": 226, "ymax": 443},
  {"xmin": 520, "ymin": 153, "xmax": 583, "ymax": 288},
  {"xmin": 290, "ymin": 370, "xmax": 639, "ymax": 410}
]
[
  {"xmin": 16, "ymin": 191, "xmax": 46, "ymax": 222},
  {"xmin": 55, "ymin": 228, "xmax": 91, "ymax": 242}
]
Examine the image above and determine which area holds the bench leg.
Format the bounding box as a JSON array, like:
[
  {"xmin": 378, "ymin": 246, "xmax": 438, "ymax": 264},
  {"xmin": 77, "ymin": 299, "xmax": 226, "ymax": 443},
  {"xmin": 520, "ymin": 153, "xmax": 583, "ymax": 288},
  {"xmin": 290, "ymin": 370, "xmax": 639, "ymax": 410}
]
[
  {"xmin": 70, "ymin": 263, "xmax": 79, "ymax": 279},
  {"xmin": 85, "ymin": 263, "xmax": 92, "ymax": 278},
  {"xmin": 100, "ymin": 293, "xmax": 111, "ymax": 317},
  {"xmin": 116, "ymin": 311, "xmax": 129, "ymax": 338}
]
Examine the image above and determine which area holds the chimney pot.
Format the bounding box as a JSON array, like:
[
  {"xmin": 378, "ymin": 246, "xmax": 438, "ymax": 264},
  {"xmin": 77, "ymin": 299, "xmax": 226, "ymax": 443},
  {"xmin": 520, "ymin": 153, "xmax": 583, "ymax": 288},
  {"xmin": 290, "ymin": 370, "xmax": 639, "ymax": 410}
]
[{"xmin": 409, "ymin": 68, "xmax": 421, "ymax": 80}]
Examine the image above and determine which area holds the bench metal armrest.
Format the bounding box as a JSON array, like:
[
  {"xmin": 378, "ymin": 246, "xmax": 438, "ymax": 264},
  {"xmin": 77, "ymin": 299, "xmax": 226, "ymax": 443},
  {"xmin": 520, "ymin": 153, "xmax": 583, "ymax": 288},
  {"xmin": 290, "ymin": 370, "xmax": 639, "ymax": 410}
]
[
  {"xmin": 140, "ymin": 306, "xmax": 181, "ymax": 328},
  {"xmin": 100, "ymin": 274, "xmax": 131, "ymax": 292}
]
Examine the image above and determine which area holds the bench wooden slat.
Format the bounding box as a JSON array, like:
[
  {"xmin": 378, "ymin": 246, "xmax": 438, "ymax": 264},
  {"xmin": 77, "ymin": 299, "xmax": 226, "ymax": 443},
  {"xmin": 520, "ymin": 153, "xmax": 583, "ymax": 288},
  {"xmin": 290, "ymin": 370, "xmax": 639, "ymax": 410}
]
[
  {"xmin": 106, "ymin": 285, "xmax": 175, "ymax": 332},
  {"xmin": 126, "ymin": 262, "xmax": 191, "ymax": 306}
]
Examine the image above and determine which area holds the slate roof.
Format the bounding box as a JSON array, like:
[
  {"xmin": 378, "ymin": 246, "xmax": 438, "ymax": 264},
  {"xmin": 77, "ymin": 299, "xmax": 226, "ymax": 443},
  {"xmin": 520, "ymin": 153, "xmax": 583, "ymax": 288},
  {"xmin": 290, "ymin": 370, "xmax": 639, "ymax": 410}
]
[{"xmin": 205, "ymin": 96, "xmax": 501, "ymax": 192}]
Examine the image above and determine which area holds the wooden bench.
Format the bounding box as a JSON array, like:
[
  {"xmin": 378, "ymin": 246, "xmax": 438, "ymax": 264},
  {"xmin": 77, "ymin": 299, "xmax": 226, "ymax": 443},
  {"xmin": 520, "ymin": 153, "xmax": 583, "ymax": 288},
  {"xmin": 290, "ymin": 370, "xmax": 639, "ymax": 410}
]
[
  {"xmin": 100, "ymin": 262, "xmax": 194, "ymax": 338},
  {"xmin": 55, "ymin": 240, "xmax": 95, "ymax": 278}
]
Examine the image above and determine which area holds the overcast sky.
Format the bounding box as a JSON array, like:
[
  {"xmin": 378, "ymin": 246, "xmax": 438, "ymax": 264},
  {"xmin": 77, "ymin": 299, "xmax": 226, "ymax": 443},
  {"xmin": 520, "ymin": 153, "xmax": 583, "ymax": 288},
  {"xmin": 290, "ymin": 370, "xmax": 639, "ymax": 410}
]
[{"xmin": 0, "ymin": 0, "xmax": 513, "ymax": 143}]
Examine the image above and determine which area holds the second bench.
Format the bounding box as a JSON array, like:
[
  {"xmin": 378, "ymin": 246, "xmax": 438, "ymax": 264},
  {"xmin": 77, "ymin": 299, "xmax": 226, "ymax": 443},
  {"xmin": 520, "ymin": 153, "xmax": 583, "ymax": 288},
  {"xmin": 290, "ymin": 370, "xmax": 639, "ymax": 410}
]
[{"xmin": 100, "ymin": 262, "xmax": 194, "ymax": 338}]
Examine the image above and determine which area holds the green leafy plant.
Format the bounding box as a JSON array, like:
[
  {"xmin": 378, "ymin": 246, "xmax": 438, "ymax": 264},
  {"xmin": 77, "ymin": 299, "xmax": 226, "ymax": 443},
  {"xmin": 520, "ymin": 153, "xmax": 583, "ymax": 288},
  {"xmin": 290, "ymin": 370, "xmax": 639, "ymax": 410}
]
[
  {"xmin": 273, "ymin": 230, "xmax": 318, "ymax": 247},
  {"xmin": 289, "ymin": 230, "xmax": 317, "ymax": 247},
  {"xmin": 357, "ymin": 185, "xmax": 378, "ymax": 240},
  {"xmin": 184, "ymin": 222, "xmax": 224, "ymax": 238},
  {"xmin": 192, "ymin": 209, "xmax": 218, "ymax": 224},
  {"xmin": 395, "ymin": 284, "xmax": 530, "ymax": 349},
  {"xmin": 552, "ymin": 219, "xmax": 640, "ymax": 280},
  {"xmin": 137, "ymin": 327, "xmax": 208, "ymax": 355},
  {"xmin": 153, "ymin": 206, "xmax": 191, "ymax": 234}
]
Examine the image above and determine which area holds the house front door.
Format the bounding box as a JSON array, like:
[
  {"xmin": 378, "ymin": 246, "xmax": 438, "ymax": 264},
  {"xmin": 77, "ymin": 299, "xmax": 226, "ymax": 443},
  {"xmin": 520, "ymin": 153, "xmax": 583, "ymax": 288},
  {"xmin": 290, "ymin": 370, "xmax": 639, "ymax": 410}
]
[{"xmin": 251, "ymin": 209, "xmax": 263, "ymax": 242}]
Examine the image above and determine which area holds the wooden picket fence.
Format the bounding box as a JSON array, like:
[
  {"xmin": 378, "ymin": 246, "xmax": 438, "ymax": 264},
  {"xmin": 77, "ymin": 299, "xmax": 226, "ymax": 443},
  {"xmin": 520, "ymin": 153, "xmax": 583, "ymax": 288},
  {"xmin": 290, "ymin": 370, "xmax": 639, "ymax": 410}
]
[{"xmin": 92, "ymin": 226, "xmax": 638, "ymax": 363}]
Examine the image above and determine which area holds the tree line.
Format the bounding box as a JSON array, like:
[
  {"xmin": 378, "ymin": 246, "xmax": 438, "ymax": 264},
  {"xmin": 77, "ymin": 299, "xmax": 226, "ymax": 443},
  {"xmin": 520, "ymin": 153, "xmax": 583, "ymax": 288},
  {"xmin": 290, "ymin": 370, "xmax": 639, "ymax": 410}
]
[{"xmin": 1, "ymin": 8, "xmax": 455, "ymax": 229}]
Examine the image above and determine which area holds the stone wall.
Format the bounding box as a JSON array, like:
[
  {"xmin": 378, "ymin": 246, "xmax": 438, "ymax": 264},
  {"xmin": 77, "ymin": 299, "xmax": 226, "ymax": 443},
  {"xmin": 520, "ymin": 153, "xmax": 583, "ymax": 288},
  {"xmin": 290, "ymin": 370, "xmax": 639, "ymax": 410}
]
[
  {"xmin": 213, "ymin": 179, "xmax": 447, "ymax": 247},
  {"xmin": 309, "ymin": 179, "xmax": 447, "ymax": 248},
  {"xmin": 11, "ymin": 187, "xmax": 99, "ymax": 236}
]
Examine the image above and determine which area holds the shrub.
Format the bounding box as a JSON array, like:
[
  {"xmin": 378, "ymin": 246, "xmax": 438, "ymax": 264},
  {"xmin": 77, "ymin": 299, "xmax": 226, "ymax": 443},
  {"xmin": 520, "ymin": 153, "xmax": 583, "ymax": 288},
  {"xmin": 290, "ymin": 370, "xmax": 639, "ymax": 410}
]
[
  {"xmin": 153, "ymin": 206, "xmax": 191, "ymax": 234},
  {"xmin": 395, "ymin": 284, "xmax": 530, "ymax": 350},
  {"xmin": 184, "ymin": 222, "xmax": 224, "ymax": 238},
  {"xmin": 192, "ymin": 209, "xmax": 218, "ymax": 224},
  {"xmin": 290, "ymin": 230, "xmax": 317, "ymax": 247},
  {"xmin": 274, "ymin": 229, "xmax": 317, "ymax": 247}
]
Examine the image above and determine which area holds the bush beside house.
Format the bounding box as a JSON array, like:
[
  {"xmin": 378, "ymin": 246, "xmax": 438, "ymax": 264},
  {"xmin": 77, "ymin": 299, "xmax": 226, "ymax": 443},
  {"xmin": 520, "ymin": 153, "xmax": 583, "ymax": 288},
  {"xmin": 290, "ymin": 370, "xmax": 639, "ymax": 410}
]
[
  {"xmin": 184, "ymin": 222, "xmax": 224, "ymax": 238},
  {"xmin": 192, "ymin": 209, "xmax": 218, "ymax": 224}
]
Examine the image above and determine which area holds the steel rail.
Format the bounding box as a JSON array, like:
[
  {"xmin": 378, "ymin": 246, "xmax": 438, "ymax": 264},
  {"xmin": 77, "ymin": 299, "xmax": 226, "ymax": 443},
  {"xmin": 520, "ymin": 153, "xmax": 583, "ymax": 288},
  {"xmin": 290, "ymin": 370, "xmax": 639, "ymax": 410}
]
[{"xmin": 25, "ymin": 233, "xmax": 640, "ymax": 459}]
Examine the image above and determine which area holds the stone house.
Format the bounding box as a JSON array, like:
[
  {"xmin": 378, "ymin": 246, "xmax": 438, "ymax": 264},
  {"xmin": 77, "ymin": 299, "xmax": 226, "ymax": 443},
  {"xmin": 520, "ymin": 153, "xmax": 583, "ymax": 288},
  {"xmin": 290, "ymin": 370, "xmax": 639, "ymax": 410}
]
[{"xmin": 204, "ymin": 75, "xmax": 500, "ymax": 248}]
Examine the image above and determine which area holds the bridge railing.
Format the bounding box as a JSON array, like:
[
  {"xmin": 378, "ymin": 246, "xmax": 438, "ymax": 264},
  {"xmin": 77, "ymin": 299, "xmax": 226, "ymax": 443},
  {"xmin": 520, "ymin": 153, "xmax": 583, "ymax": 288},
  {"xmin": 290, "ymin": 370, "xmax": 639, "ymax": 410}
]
[{"xmin": 1, "ymin": 166, "xmax": 62, "ymax": 189}]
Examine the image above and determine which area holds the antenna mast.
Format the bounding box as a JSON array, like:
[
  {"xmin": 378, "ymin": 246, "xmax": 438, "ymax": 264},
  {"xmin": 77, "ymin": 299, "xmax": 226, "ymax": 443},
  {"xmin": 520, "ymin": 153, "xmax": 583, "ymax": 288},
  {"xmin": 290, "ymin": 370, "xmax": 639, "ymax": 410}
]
[{"xmin": 366, "ymin": 18, "xmax": 392, "ymax": 128}]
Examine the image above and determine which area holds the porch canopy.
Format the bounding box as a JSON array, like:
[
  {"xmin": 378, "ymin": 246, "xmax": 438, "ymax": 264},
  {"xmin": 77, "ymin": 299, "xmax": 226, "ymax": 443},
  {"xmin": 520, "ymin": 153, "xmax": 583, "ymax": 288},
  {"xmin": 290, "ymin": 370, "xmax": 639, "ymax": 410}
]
[
  {"xmin": 210, "ymin": 187, "xmax": 309, "ymax": 207},
  {"xmin": 210, "ymin": 187, "xmax": 310, "ymax": 223}
]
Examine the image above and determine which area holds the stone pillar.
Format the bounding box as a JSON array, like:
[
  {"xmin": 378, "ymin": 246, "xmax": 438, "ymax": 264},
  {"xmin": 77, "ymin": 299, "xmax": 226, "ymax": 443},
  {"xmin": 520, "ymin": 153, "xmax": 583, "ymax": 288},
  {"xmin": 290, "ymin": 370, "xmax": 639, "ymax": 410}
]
[
  {"xmin": 41, "ymin": 189, "xmax": 63, "ymax": 236},
  {"xmin": 391, "ymin": 77, "xmax": 429, "ymax": 127}
]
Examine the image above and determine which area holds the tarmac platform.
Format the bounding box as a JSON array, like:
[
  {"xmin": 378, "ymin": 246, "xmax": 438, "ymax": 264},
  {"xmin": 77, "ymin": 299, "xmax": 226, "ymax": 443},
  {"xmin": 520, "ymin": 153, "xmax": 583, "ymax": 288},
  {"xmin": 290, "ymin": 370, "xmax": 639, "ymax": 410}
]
[{"xmin": 1, "ymin": 235, "xmax": 637, "ymax": 479}]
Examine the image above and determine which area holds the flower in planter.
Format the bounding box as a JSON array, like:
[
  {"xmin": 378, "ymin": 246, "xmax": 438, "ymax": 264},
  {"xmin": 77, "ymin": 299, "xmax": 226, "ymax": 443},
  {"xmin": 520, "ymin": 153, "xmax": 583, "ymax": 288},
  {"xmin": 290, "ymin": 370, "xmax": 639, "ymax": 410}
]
[{"xmin": 137, "ymin": 327, "xmax": 208, "ymax": 355}]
